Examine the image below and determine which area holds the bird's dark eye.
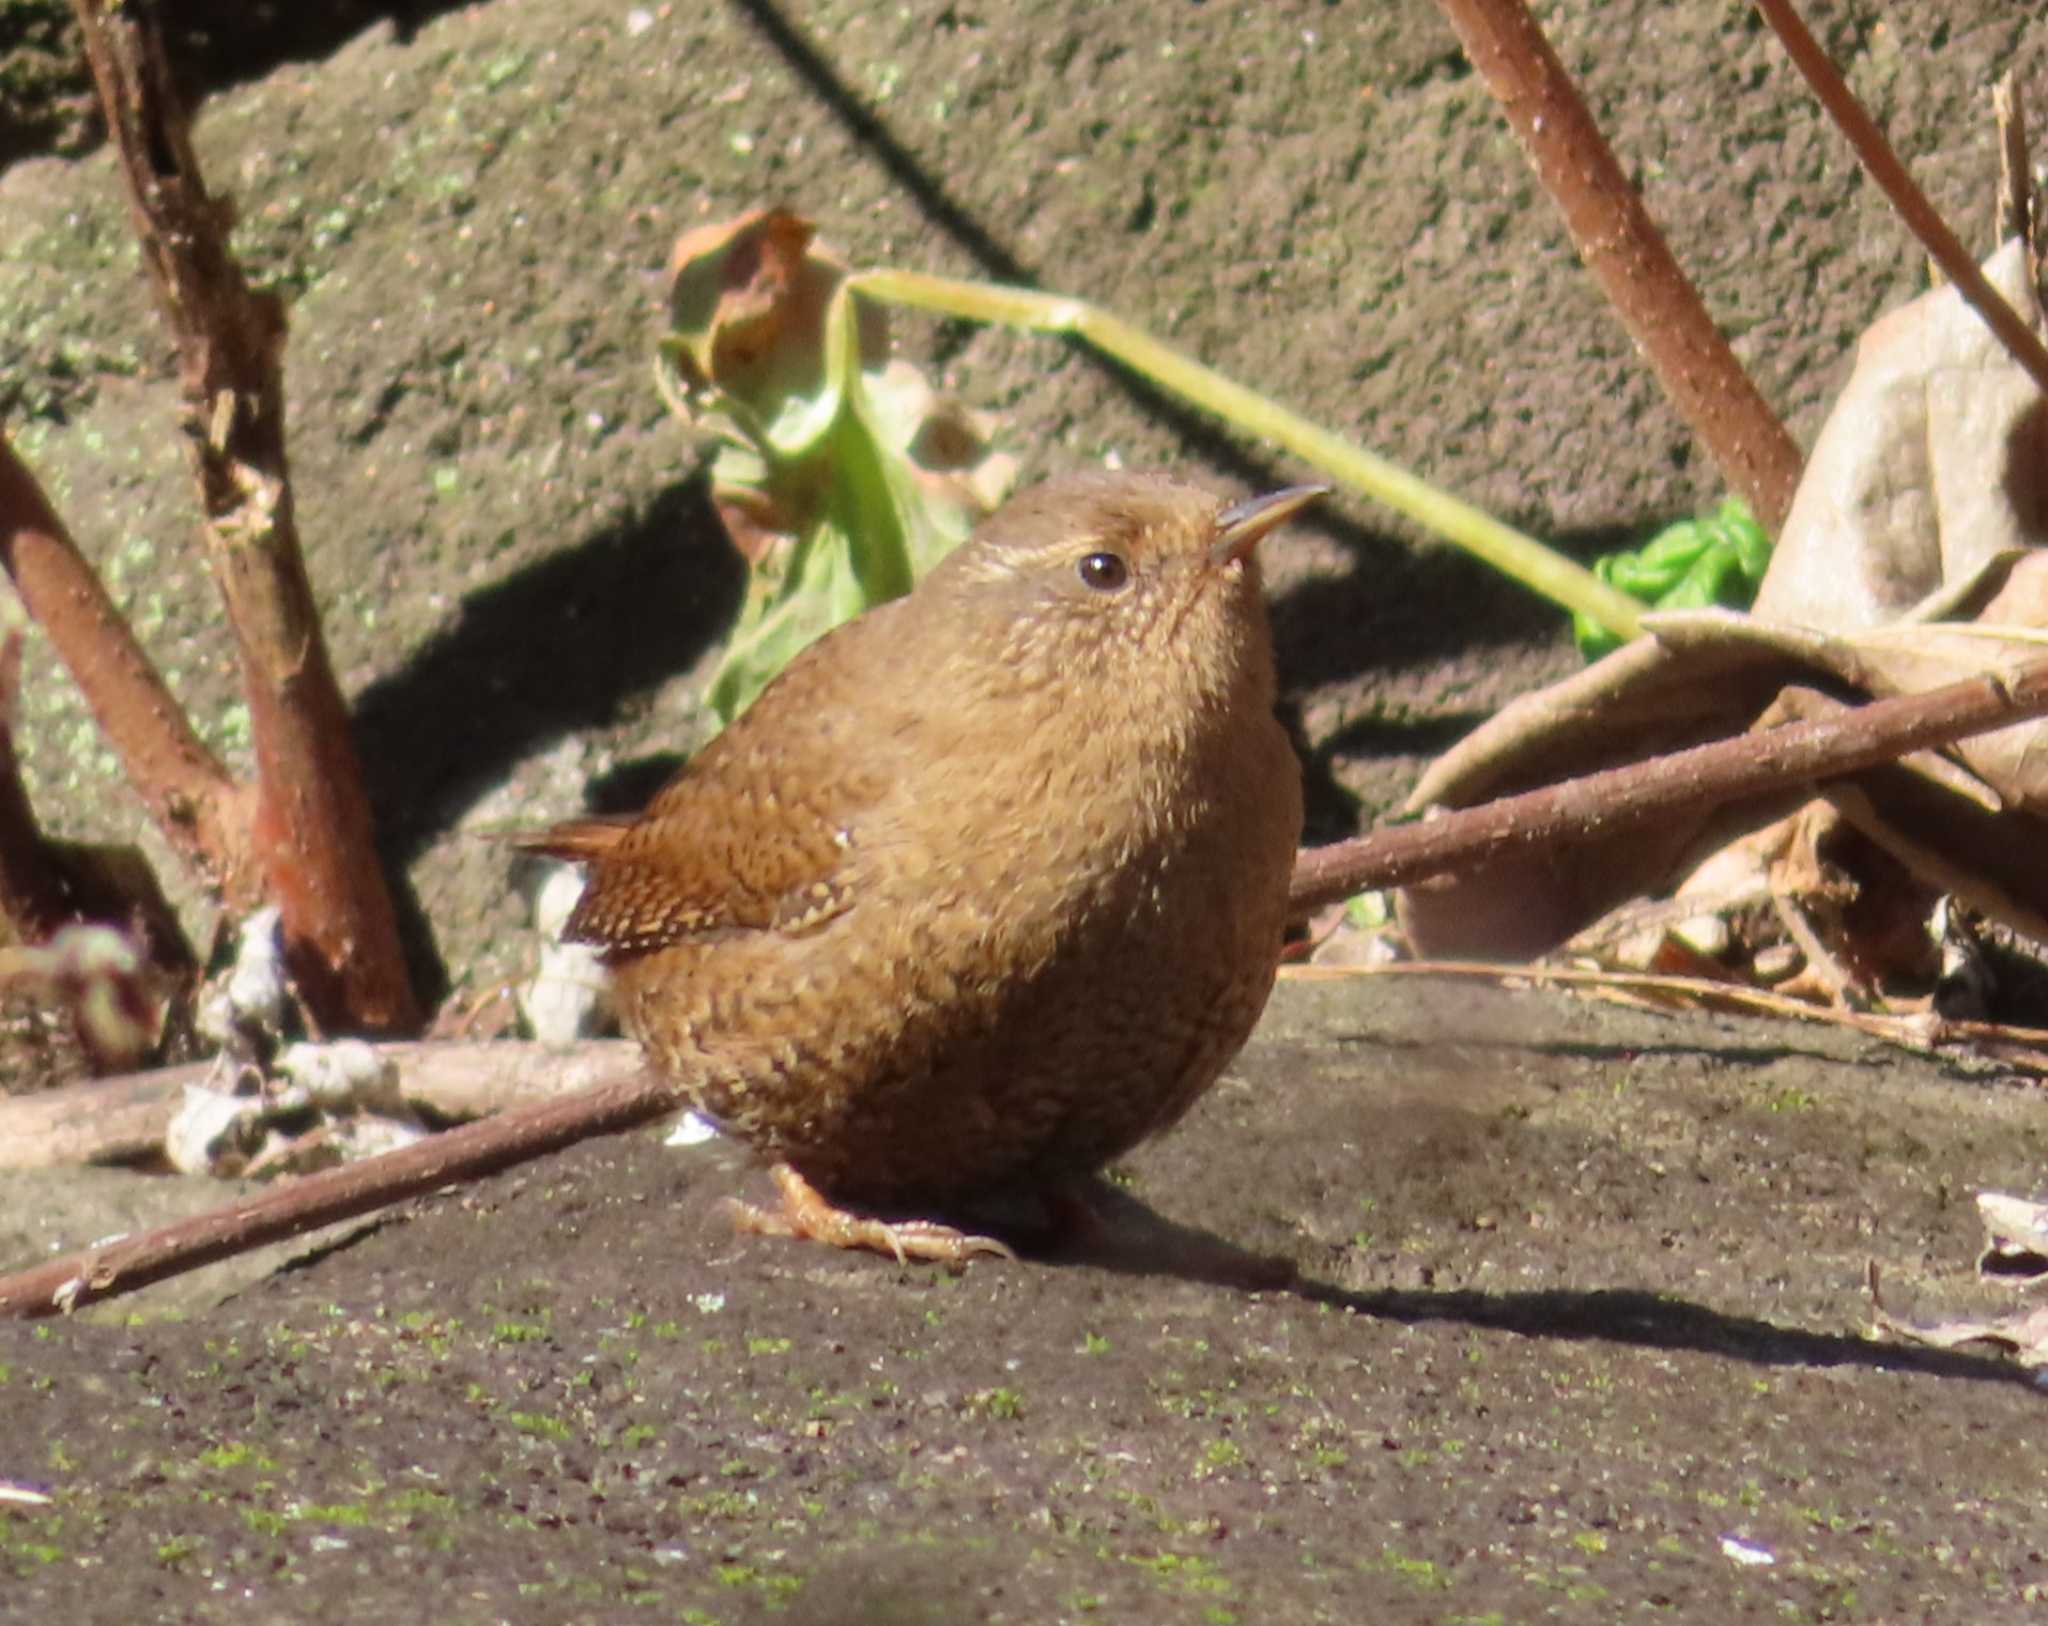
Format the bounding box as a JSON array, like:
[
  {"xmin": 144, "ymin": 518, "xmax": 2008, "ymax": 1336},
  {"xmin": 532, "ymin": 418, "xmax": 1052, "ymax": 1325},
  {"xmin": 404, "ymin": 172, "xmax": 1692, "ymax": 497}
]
[{"xmin": 1077, "ymin": 550, "xmax": 1129, "ymax": 592}]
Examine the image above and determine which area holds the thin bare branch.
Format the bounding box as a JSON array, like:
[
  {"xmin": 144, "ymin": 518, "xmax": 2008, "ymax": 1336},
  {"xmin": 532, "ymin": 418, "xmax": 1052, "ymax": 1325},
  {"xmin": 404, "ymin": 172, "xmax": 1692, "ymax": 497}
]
[
  {"xmin": 0, "ymin": 1038, "xmax": 638, "ymax": 1170},
  {"xmin": 1753, "ymin": 0, "xmax": 2048, "ymax": 400},
  {"xmin": 72, "ymin": 0, "xmax": 419, "ymax": 1034},
  {"xmin": 1431, "ymin": 0, "xmax": 1805, "ymax": 531},
  {"xmin": 1288, "ymin": 656, "xmax": 2048, "ymax": 914},
  {"xmin": 0, "ymin": 433, "xmax": 253, "ymax": 896},
  {"xmin": 1994, "ymin": 75, "xmax": 2032, "ymax": 261}
]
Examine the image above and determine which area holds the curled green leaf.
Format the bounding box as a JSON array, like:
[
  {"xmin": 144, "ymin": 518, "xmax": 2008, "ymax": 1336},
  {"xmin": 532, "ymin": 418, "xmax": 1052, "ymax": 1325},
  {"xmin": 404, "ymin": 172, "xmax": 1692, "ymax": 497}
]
[
  {"xmin": 1573, "ymin": 497, "xmax": 1771, "ymax": 661},
  {"xmin": 655, "ymin": 210, "xmax": 1017, "ymax": 725}
]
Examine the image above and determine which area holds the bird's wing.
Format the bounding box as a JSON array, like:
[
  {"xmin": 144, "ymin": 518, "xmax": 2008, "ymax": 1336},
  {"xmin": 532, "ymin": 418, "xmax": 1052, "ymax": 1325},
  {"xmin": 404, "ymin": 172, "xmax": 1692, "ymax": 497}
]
[
  {"xmin": 539, "ymin": 788, "xmax": 860, "ymax": 954},
  {"xmin": 520, "ymin": 625, "xmax": 897, "ymax": 956}
]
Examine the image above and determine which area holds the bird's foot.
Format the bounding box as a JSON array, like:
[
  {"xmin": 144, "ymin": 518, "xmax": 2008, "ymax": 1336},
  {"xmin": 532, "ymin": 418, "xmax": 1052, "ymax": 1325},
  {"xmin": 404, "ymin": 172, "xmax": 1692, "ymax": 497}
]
[{"xmin": 724, "ymin": 1164, "xmax": 1017, "ymax": 1264}]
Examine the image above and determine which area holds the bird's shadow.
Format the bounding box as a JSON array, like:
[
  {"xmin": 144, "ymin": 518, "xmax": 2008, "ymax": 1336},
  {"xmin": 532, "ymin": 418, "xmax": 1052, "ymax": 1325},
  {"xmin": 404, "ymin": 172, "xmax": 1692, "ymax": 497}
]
[
  {"xmin": 345, "ymin": 476, "xmax": 738, "ymax": 1005},
  {"xmin": 1028, "ymin": 1180, "xmax": 2036, "ymax": 1390},
  {"xmin": 352, "ymin": 474, "xmax": 739, "ymax": 862}
]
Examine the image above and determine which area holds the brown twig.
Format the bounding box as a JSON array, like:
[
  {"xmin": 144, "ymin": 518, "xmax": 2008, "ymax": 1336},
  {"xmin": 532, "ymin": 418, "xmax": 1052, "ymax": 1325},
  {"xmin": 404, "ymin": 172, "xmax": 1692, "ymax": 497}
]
[
  {"xmin": 72, "ymin": 1, "xmax": 419, "ymax": 1035},
  {"xmin": 1752, "ymin": 0, "xmax": 2048, "ymax": 400},
  {"xmin": 1431, "ymin": 0, "xmax": 1805, "ymax": 532},
  {"xmin": 0, "ymin": 1059, "xmax": 670, "ymax": 1318},
  {"xmin": 1280, "ymin": 957, "xmax": 2048, "ymax": 1074},
  {"xmin": 1994, "ymin": 75, "xmax": 2032, "ymax": 263},
  {"xmin": 0, "ymin": 434, "xmax": 253, "ymax": 899},
  {"xmin": 1288, "ymin": 656, "xmax": 2048, "ymax": 914},
  {"xmin": 0, "ymin": 602, "xmax": 81, "ymax": 940}
]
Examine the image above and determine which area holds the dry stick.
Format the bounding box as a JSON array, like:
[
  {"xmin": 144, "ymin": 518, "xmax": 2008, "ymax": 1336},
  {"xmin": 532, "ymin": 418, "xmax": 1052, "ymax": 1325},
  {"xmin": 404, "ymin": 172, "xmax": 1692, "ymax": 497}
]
[
  {"xmin": 1432, "ymin": 0, "xmax": 1805, "ymax": 532},
  {"xmin": 1282, "ymin": 959, "xmax": 2048, "ymax": 1075},
  {"xmin": 1288, "ymin": 657, "xmax": 2048, "ymax": 915},
  {"xmin": 0, "ymin": 436, "xmax": 253, "ymax": 899},
  {"xmin": 0, "ymin": 612, "xmax": 84, "ymax": 940},
  {"xmin": 0, "ymin": 1062, "xmax": 669, "ymax": 1318},
  {"xmin": 1993, "ymin": 75, "xmax": 2032, "ymax": 261},
  {"xmin": 1753, "ymin": 0, "xmax": 2048, "ymax": 400},
  {"xmin": 0, "ymin": 1038, "xmax": 639, "ymax": 1171},
  {"xmin": 72, "ymin": 2, "xmax": 419, "ymax": 1034}
]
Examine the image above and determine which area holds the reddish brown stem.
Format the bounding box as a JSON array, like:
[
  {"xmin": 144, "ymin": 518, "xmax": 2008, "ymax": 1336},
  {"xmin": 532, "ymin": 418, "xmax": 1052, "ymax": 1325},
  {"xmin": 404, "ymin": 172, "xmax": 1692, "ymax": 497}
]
[
  {"xmin": 1994, "ymin": 76, "xmax": 2031, "ymax": 257},
  {"xmin": 1433, "ymin": 0, "xmax": 1805, "ymax": 531},
  {"xmin": 0, "ymin": 434, "xmax": 253, "ymax": 897},
  {"xmin": 1752, "ymin": 0, "xmax": 2048, "ymax": 400},
  {"xmin": 73, "ymin": 1, "xmax": 419, "ymax": 1033},
  {"xmin": 1288, "ymin": 657, "xmax": 2048, "ymax": 914},
  {"xmin": 0, "ymin": 1060, "xmax": 669, "ymax": 1317},
  {"xmin": 0, "ymin": 608, "xmax": 82, "ymax": 940}
]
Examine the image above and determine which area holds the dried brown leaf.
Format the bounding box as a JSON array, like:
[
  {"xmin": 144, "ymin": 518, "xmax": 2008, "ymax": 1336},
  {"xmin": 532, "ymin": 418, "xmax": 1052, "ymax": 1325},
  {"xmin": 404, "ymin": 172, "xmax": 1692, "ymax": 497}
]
[{"xmin": 1400, "ymin": 241, "xmax": 2048, "ymax": 981}]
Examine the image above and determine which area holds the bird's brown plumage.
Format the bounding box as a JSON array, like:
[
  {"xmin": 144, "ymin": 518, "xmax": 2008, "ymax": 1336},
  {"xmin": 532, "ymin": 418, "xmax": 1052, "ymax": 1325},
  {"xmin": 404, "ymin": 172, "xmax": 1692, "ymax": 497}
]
[{"xmin": 527, "ymin": 470, "xmax": 1310, "ymax": 1232}]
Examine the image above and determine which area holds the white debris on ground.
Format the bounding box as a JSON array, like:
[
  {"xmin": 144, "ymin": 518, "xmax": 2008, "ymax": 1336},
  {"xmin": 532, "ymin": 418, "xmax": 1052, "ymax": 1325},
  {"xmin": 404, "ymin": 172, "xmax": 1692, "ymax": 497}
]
[
  {"xmin": 520, "ymin": 862, "xmax": 612, "ymax": 1044},
  {"xmin": 196, "ymin": 905, "xmax": 291, "ymax": 1052},
  {"xmin": 1870, "ymin": 1191, "xmax": 2048, "ymax": 1366},
  {"xmin": 165, "ymin": 1038, "xmax": 426, "ymax": 1178}
]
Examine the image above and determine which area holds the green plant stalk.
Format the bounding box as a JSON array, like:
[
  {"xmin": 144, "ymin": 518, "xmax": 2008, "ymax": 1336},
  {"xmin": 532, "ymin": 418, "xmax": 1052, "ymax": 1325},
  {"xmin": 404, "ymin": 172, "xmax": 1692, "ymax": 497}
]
[
  {"xmin": 689, "ymin": 270, "xmax": 1005, "ymax": 722},
  {"xmin": 850, "ymin": 268, "xmax": 1646, "ymax": 641},
  {"xmin": 823, "ymin": 280, "xmax": 918, "ymax": 606}
]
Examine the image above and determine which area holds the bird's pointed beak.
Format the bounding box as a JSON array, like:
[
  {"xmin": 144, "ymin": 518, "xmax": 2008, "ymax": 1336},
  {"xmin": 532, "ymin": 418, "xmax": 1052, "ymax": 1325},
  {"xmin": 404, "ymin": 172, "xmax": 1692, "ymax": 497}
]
[{"xmin": 1209, "ymin": 484, "xmax": 1328, "ymax": 567}]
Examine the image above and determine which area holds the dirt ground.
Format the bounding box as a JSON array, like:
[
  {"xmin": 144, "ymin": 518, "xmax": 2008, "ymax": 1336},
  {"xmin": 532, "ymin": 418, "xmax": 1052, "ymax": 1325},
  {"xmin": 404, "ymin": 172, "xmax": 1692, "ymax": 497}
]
[
  {"xmin": 5, "ymin": 0, "xmax": 2048, "ymax": 1620},
  {"xmin": 7, "ymin": 977, "xmax": 2048, "ymax": 1622}
]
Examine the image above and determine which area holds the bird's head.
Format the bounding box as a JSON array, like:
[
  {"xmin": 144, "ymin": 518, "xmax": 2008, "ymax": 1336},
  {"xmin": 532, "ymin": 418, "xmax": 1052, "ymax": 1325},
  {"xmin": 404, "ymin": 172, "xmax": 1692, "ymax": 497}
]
[{"xmin": 918, "ymin": 471, "xmax": 1322, "ymax": 718}]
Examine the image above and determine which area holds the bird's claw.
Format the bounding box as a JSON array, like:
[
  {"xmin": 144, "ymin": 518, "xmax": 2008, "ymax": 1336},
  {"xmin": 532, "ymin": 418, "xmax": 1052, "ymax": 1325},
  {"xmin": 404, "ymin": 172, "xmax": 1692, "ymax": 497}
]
[{"xmin": 723, "ymin": 1164, "xmax": 1016, "ymax": 1264}]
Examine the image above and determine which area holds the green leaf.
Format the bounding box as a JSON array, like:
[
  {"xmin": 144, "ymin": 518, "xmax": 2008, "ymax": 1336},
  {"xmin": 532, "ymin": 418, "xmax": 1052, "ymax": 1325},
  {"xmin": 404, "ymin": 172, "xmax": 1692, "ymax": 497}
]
[
  {"xmin": 657, "ymin": 212, "xmax": 1014, "ymax": 727},
  {"xmin": 704, "ymin": 502, "xmax": 861, "ymax": 722},
  {"xmin": 1573, "ymin": 497, "xmax": 1772, "ymax": 661}
]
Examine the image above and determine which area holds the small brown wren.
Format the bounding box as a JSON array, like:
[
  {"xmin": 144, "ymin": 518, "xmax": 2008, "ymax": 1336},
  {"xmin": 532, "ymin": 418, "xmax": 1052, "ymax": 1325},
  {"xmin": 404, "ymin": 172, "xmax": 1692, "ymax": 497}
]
[{"xmin": 526, "ymin": 471, "xmax": 1315, "ymax": 1261}]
